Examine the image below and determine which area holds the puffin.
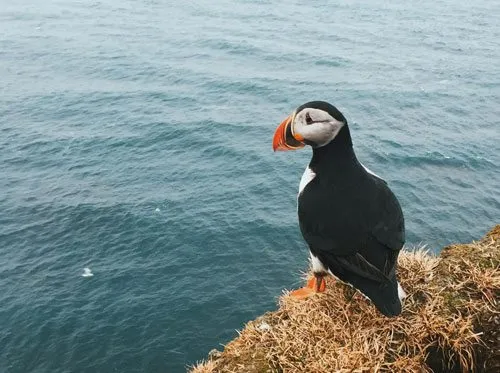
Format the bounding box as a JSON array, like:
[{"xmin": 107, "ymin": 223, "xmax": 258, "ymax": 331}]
[{"xmin": 273, "ymin": 101, "xmax": 405, "ymax": 317}]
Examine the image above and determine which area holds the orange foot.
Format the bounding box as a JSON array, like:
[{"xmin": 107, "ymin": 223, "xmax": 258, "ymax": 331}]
[{"xmin": 290, "ymin": 275, "xmax": 327, "ymax": 299}]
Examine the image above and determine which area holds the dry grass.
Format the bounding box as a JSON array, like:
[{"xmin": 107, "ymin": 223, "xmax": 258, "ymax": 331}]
[{"xmin": 189, "ymin": 225, "xmax": 500, "ymax": 373}]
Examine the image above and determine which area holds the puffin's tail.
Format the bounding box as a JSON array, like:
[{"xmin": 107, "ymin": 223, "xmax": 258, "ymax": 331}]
[
  {"xmin": 355, "ymin": 273, "xmax": 402, "ymax": 317},
  {"xmin": 321, "ymin": 253, "xmax": 403, "ymax": 317}
]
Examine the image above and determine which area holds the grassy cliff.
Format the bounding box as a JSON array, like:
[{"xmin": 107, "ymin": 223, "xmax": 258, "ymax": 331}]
[{"xmin": 190, "ymin": 225, "xmax": 499, "ymax": 373}]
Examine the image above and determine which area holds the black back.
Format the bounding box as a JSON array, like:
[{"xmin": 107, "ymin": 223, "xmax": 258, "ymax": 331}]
[{"xmin": 298, "ymin": 125, "xmax": 405, "ymax": 316}]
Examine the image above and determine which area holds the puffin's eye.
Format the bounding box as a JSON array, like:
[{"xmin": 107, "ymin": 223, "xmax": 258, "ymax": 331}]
[{"xmin": 305, "ymin": 112, "xmax": 313, "ymax": 124}]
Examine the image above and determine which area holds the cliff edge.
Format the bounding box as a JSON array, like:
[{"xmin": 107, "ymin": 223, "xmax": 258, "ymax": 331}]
[{"xmin": 191, "ymin": 225, "xmax": 499, "ymax": 373}]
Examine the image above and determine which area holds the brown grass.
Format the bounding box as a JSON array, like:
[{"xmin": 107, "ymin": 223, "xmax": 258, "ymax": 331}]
[{"xmin": 189, "ymin": 225, "xmax": 500, "ymax": 373}]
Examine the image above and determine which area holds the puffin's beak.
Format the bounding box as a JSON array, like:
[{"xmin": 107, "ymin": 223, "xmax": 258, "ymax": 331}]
[{"xmin": 272, "ymin": 114, "xmax": 305, "ymax": 151}]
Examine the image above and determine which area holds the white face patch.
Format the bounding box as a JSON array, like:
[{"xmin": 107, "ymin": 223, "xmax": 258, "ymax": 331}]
[
  {"xmin": 292, "ymin": 108, "xmax": 345, "ymax": 147},
  {"xmin": 298, "ymin": 166, "xmax": 316, "ymax": 195}
]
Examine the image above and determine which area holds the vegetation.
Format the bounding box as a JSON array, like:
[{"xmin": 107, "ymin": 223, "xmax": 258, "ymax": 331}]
[{"xmin": 190, "ymin": 225, "xmax": 499, "ymax": 373}]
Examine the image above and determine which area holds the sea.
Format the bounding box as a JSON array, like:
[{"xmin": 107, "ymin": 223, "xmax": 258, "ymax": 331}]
[{"xmin": 0, "ymin": 1, "xmax": 499, "ymax": 372}]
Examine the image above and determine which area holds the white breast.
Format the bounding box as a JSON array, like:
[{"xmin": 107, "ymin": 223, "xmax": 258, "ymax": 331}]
[{"xmin": 298, "ymin": 166, "xmax": 316, "ymax": 195}]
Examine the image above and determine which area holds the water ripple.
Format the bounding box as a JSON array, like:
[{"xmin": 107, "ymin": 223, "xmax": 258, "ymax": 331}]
[{"xmin": 1, "ymin": 1, "xmax": 499, "ymax": 373}]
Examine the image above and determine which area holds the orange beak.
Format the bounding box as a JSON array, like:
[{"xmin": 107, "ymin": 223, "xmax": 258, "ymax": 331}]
[{"xmin": 272, "ymin": 114, "xmax": 305, "ymax": 151}]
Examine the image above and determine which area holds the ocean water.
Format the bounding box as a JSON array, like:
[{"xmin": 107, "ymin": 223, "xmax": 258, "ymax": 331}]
[{"xmin": 0, "ymin": 0, "xmax": 499, "ymax": 372}]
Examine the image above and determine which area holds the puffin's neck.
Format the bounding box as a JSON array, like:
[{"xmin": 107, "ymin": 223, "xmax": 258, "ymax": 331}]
[{"xmin": 309, "ymin": 125, "xmax": 358, "ymax": 174}]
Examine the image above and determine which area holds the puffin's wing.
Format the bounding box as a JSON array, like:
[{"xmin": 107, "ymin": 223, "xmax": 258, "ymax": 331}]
[
  {"xmin": 368, "ymin": 177, "xmax": 405, "ymax": 252},
  {"xmin": 298, "ymin": 174, "xmax": 405, "ymax": 280}
]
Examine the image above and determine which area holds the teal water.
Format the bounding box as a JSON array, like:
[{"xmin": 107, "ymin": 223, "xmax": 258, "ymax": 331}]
[{"xmin": 1, "ymin": 1, "xmax": 499, "ymax": 372}]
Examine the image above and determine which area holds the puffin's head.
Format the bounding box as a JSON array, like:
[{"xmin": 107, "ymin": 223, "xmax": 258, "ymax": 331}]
[{"xmin": 273, "ymin": 101, "xmax": 347, "ymax": 151}]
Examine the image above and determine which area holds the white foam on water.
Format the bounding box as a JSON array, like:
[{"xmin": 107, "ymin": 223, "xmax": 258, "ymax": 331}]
[{"xmin": 82, "ymin": 267, "xmax": 94, "ymax": 277}]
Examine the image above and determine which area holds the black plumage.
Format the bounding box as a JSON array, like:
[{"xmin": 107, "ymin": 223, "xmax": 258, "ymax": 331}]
[{"xmin": 297, "ymin": 103, "xmax": 405, "ymax": 317}]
